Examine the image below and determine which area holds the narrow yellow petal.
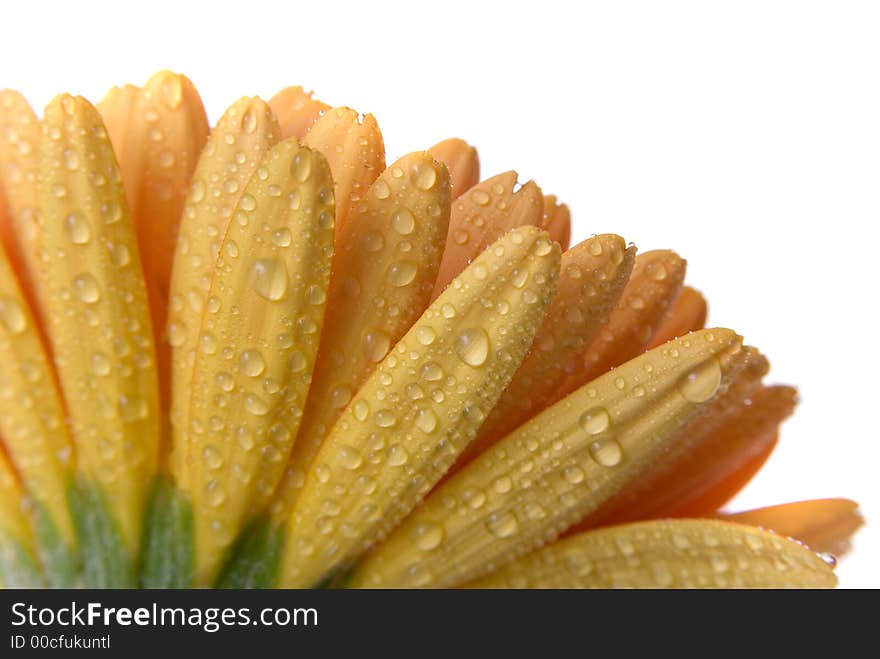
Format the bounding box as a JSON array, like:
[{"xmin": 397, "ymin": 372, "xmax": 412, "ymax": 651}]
[
  {"xmin": 0, "ymin": 449, "xmax": 34, "ymax": 558},
  {"xmin": 269, "ymin": 86, "xmax": 329, "ymax": 141},
  {"xmin": 96, "ymin": 84, "xmax": 141, "ymax": 203},
  {"xmin": 280, "ymin": 227, "xmax": 561, "ymax": 587},
  {"xmin": 0, "ymin": 247, "xmax": 74, "ymax": 546},
  {"xmin": 721, "ymin": 499, "xmax": 864, "ymax": 557},
  {"xmin": 427, "ymin": 138, "xmax": 480, "ymax": 200},
  {"xmin": 304, "ymin": 107, "xmax": 386, "ymax": 233},
  {"xmin": 432, "ymin": 172, "xmax": 543, "ymax": 298},
  {"xmin": 180, "ymin": 142, "xmax": 335, "ymax": 586},
  {"xmin": 540, "ymin": 194, "xmax": 571, "ymax": 251},
  {"xmin": 169, "ymin": 97, "xmax": 280, "ymax": 478},
  {"xmin": 458, "ymin": 234, "xmax": 635, "ymax": 465},
  {"xmin": 0, "ymin": 90, "xmax": 41, "ymax": 304},
  {"xmin": 271, "ymin": 152, "xmax": 451, "ymax": 519},
  {"xmin": 466, "ymin": 519, "xmax": 837, "ymax": 588},
  {"xmin": 352, "ymin": 328, "xmax": 751, "ymax": 587},
  {"xmin": 36, "ymin": 95, "xmax": 159, "ymax": 554}
]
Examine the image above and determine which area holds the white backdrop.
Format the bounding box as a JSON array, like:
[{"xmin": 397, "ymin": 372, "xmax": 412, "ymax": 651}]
[{"xmin": 2, "ymin": 0, "xmax": 877, "ymax": 587}]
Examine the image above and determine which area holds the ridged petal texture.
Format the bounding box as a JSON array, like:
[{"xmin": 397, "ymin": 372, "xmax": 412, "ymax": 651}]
[
  {"xmin": 280, "ymin": 226, "xmax": 561, "ymax": 587},
  {"xmin": 172, "ymin": 140, "xmax": 335, "ymax": 586},
  {"xmin": 36, "ymin": 95, "xmax": 160, "ymax": 580}
]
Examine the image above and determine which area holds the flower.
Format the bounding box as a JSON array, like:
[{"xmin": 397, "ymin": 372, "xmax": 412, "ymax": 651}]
[{"xmin": 0, "ymin": 71, "xmax": 860, "ymax": 589}]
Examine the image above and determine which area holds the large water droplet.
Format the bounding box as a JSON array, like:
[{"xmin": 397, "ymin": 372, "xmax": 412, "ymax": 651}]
[
  {"xmin": 486, "ymin": 511, "xmax": 519, "ymax": 538},
  {"xmin": 363, "ymin": 330, "xmax": 391, "ymax": 363},
  {"xmin": 72, "ymin": 273, "xmax": 101, "ymax": 303},
  {"xmin": 388, "ymin": 260, "xmax": 417, "ymax": 287},
  {"xmin": 239, "ymin": 349, "xmax": 266, "ymax": 377},
  {"xmin": 454, "ymin": 328, "xmax": 490, "ymax": 367},
  {"xmin": 64, "ymin": 212, "xmax": 91, "ymax": 244},
  {"xmin": 118, "ymin": 394, "xmax": 148, "ymax": 422},
  {"xmin": 91, "ymin": 351, "xmax": 111, "ymax": 376},
  {"xmin": 392, "ymin": 208, "xmax": 415, "ymax": 234},
  {"xmin": 589, "ymin": 437, "xmax": 623, "ymax": 467},
  {"xmin": 579, "ymin": 407, "xmax": 610, "ymax": 435},
  {"xmin": 290, "ymin": 152, "xmax": 312, "ymax": 182},
  {"xmin": 413, "ymin": 162, "xmax": 437, "ymax": 190},
  {"xmin": 678, "ymin": 358, "xmax": 722, "ymax": 403},
  {"xmin": 245, "ymin": 393, "xmax": 269, "ymax": 416},
  {"xmin": 0, "ymin": 297, "xmax": 27, "ymax": 334},
  {"xmin": 249, "ymin": 258, "xmax": 288, "ymax": 300},
  {"xmin": 414, "ymin": 522, "xmax": 444, "ymax": 551},
  {"xmin": 415, "ymin": 408, "xmax": 438, "ymax": 434},
  {"xmin": 337, "ymin": 445, "xmax": 363, "ymax": 470}
]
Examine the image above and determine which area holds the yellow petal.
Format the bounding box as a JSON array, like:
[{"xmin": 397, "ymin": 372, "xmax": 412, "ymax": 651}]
[
  {"xmin": 721, "ymin": 499, "xmax": 864, "ymax": 557},
  {"xmin": 0, "ymin": 90, "xmax": 41, "ymax": 305},
  {"xmin": 0, "ymin": 450, "xmax": 34, "ymax": 559},
  {"xmin": 36, "ymin": 94, "xmax": 160, "ymax": 555},
  {"xmin": 280, "ymin": 227, "xmax": 561, "ymax": 587},
  {"xmin": 178, "ymin": 142, "xmax": 335, "ymax": 586},
  {"xmin": 427, "ymin": 138, "xmax": 480, "ymax": 200},
  {"xmin": 466, "ymin": 519, "xmax": 837, "ymax": 588},
  {"xmin": 269, "ymin": 86, "xmax": 329, "ymax": 141},
  {"xmin": 304, "ymin": 107, "xmax": 385, "ymax": 233},
  {"xmin": 432, "ymin": 171, "xmax": 543, "ymax": 298},
  {"xmin": 540, "ymin": 194, "xmax": 571, "ymax": 251},
  {"xmin": 169, "ymin": 97, "xmax": 280, "ymax": 478},
  {"xmin": 271, "ymin": 152, "xmax": 451, "ymax": 519},
  {"xmin": 352, "ymin": 328, "xmax": 751, "ymax": 587},
  {"xmin": 0, "ymin": 247, "xmax": 74, "ymax": 547},
  {"xmin": 458, "ymin": 234, "xmax": 635, "ymax": 465}
]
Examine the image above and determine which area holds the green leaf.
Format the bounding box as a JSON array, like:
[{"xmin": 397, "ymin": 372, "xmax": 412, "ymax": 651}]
[
  {"xmin": 0, "ymin": 537, "xmax": 44, "ymax": 588},
  {"xmin": 32, "ymin": 495, "xmax": 80, "ymax": 587},
  {"xmin": 140, "ymin": 476, "xmax": 194, "ymax": 588},
  {"xmin": 214, "ymin": 516, "xmax": 283, "ymax": 589},
  {"xmin": 68, "ymin": 479, "xmax": 135, "ymax": 587}
]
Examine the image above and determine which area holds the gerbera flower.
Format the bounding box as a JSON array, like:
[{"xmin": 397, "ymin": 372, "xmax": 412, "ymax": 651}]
[{"xmin": 0, "ymin": 71, "xmax": 860, "ymax": 589}]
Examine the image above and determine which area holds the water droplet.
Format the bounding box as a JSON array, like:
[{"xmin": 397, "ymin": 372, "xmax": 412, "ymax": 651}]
[
  {"xmin": 353, "ymin": 399, "xmax": 370, "ymax": 422},
  {"xmin": 454, "ymin": 328, "xmax": 490, "ymax": 367},
  {"xmin": 72, "ymin": 273, "xmax": 100, "ymax": 303},
  {"xmin": 241, "ymin": 108, "xmax": 258, "ymax": 134},
  {"xmin": 245, "ymin": 393, "xmax": 269, "ymax": 416},
  {"xmin": 62, "ymin": 148, "xmax": 79, "ymax": 171},
  {"xmin": 363, "ymin": 330, "xmax": 390, "ymax": 363},
  {"xmin": 678, "ymin": 358, "xmax": 722, "ymax": 403},
  {"xmin": 414, "ymin": 522, "xmax": 444, "ymax": 551},
  {"xmin": 203, "ymin": 445, "xmax": 223, "ymax": 470},
  {"xmin": 388, "ymin": 260, "xmax": 417, "ymax": 287},
  {"xmin": 337, "ymin": 445, "xmax": 363, "ymax": 470},
  {"xmin": 362, "ymin": 230, "xmax": 385, "ymax": 252},
  {"xmin": 64, "ymin": 212, "xmax": 91, "ymax": 244},
  {"xmin": 272, "ymin": 228, "xmax": 292, "ymax": 247},
  {"xmin": 650, "ymin": 264, "xmax": 668, "ymax": 281},
  {"xmin": 101, "ymin": 201, "xmax": 122, "ymax": 224},
  {"xmin": 118, "ymin": 394, "xmax": 148, "ymax": 421},
  {"xmin": 239, "ymin": 349, "xmax": 266, "ymax": 377},
  {"xmin": 471, "ymin": 189, "xmax": 490, "ymax": 206},
  {"xmin": 330, "ymin": 385, "xmax": 351, "ymax": 409},
  {"xmin": 240, "ymin": 194, "xmax": 257, "ymax": 212},
  {"xmin": 190, "ymin": 180, "xmax": 206, "ymax": 203},
  {"xmin": 486, "ymin": 511, "xmax": 519, "ymax": 538},
  {"xmin": 564, "ymin": 465, "xmax": 585, "ymax": 484},
  {"xmin": 492, "ymin": 476, "xmax": 513, "ymax": 493},
  {"xmin": 415, "ymin": 326, "xmax": 436, "ymax": 346},
  {"xmin": 375, "ymin": 409, "xmax": 397, "ymax": 428},
  {"xmin": 391, "ymin": 208, "xmax": 415, "ymax": 234},
  {"xmin": 91, "ymin": 351, "xmax": 111, "ymax": 376},
  {"xmin": 0, "ymin": 298, "xmax": 27, "ymax": 334},
  {"xmin": 291, "ymin": 151, "xmax": 312, "ymax": 182},
  {"xmin": 167, "ymin": 321, "xmax": 187, "ymax": 347},
  {"xmin": 249, "ymin": 258, "xmax": 288, "ymax": 300},
  {"xmin": 110, "ymin": 243, "xmax": 130, "ymax": 266},
  {"xmin": 579, "ymin": 407, "xmax": 610, "ymax": 435},
  {"xmin": 589, "ymin": 437, "xmax": 623, "ymax": 467},
  {"xmin": 387, "ymin": 444, "xmax": 409, "ymax": 466},
  {"xmin": 413, "ymin": 162, "xmax": 437, "ymax": 190},
  {"xmin": 373, "ymin": 179, "xmax": 391, "ymax": 200},
  {"xmin": 205, "ymin": 480, "xmax": 226, "ymax": 507},
  {"xmin": 199, "ymin": 332, "xmax": 217, "ymax": 354},
  {"xmin": 415, "ymin": 408, "xmax": 438, "ymax": 434}
]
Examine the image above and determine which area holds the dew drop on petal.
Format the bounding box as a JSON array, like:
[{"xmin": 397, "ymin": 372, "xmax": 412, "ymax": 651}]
[{"xmin": 454, "ymin": 328, "xmax": 490, "ymax": 367}]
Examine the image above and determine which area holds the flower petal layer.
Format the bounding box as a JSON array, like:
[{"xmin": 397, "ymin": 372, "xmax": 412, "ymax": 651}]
[
  {"xmin": 427, "ymin": 138, "xmax": 480, "ymax": 200},
  {"xmin": 269, "ymin": 86, "xmax": 329, "ymax": 141},
  {"xmin": 352, "ymin": 328, "xmax": 750, "ymax": 587},
  {"xmin": 466, "ymin": 519, "xmax": 837, "ymax": 588},
  {"xmin": 303, "ymin": 107, "xmax": 385, "ymax": 233},
  {"xmin": 280, "ymin": 226, "xmax": 561, "ymax": 587},
  {"xmin": 432, "ymin": 171, "xmax": 543, "ymax": 298},
  {"xmin": 169, "ymin": 97, "xmax": 280, "ymax": 477},
  {"xmin": 540, "ymin": 194, "xmax": 571, "ymax": 250},
  {"xmin": 271, "ymin": 153, "xmax": 451, "ymax": 519},
  {"xmin": 36, "ymin": 95, "xmax": 160, "ymax": 559},
  {"xmin": 649, "ymin": 285, "xmax": 707, "ymax": 348},
  {"xmin": 178, "ymin": 142, "xmax": 335, "ymax": 585},
  {"xmin": 0, "ymin": 452, "xmax": 41, "ymax": 586}
]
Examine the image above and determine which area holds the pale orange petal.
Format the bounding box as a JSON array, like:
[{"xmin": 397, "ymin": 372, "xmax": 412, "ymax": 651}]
[
  {"xmin": 540, "ymin": 194, "xmax": 571, "ymax": 250},
  {"xmin": 649, "ymin": 285, "xmax": 708, "ymax": 348},
  {"xmin": 427, "ymin": 138, "xmax": 480, "ymax": 200},
  {"xmin": 268, "ymin": 86, "xmax": 329, "ymax": 141}
]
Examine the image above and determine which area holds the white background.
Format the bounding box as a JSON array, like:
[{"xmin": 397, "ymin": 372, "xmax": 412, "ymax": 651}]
[{"xmin": 2, "ymin": 1, "xmax": 877, "ymax": 587}]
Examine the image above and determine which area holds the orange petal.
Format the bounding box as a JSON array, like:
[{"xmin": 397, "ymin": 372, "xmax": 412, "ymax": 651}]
[
  {"xmin": 555, "ymin": 249, "xmax": 686, "ymax": 402},
  {"xmin": 0, "ymin": 90, "xmax": 41, "ymax": 306},
  {"xmin": 649, "ymin": 285, "xmax": 708, "ymax": 348},
  {"xmin": 427, "ymin": 138, "xmax": 480, "ymax": 200},
  {"xmin": 720, "ymin": 499, "xmax": 864, "ymax": 556},
  {"xmin": 303, "ymin": 106, "xmax": 386, "ymax": 233},
  {"xmin": 99, "ymin": 71, "xmax": 209, "ymax": 448},
  {"xmin": 268, "ymin": 86, "xmax": 329, "ymax": 141},
  {"xmin": 456, "ymin": 234, "xmax": 635, "ymax": 465},
  {"xmin": 572, "ymin": 351, "xmax": 782, "ymax": 530},
  {"xmin": 432, "ymin": 171, "xmax": 543, "ymax": 298},
  {"xmin": 540, "ymin": 194, "xmax": 571, "ymax": 250}
]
